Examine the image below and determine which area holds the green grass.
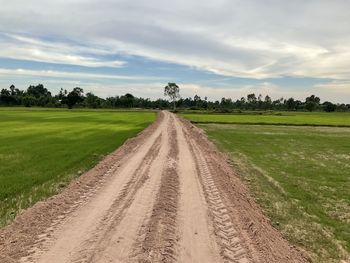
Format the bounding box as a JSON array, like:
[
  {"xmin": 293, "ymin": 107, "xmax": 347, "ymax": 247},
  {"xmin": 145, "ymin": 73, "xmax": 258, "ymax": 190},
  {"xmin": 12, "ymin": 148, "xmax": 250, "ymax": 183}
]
[
  {"xmin": 0, "ymin": 108, "xmax": 156, "ymax": 226},
  {"xmin": 198, "ymin": 123, "xmax": 350, "ymax": 262},
  {"xmin": 181, "ymin": 111, "xmax": 350, "ymax": 127}
]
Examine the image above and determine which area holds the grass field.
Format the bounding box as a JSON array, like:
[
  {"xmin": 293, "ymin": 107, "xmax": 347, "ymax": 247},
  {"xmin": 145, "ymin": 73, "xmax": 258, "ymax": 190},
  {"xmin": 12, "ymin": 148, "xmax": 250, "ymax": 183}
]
[
  {"xmin": 181, "ymin": 111, "xmax": 350, "ymax": 127},
  {"xmin": 183, "ymin": 112, "xmax": 350, "ymax": 262},
  {"xmin": 0, "ymin": 108, "xmax": 156, "ymax": 226}
]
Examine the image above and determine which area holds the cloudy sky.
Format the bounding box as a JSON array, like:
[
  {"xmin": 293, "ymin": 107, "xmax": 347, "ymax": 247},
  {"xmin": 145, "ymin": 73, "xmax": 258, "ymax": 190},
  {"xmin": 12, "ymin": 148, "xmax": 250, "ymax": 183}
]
[{"xmin": 0, "ymin": 0, "xmax": 349, "ymax": 102}]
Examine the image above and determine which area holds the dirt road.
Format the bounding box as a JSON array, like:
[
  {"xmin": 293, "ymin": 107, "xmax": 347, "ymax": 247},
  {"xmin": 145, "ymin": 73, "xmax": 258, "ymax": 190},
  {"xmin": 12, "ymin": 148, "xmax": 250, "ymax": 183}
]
[{"xmin": 0, "ymin": 111, "xmax": 309, "ymax": 263}]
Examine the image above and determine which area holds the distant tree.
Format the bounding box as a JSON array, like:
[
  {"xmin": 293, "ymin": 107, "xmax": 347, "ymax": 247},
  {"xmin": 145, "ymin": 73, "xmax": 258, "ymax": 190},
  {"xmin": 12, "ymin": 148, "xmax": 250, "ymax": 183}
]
[
  {"xmin": 65, "ymin": 87, "xmax": 84, "ymax": 109},
  {"xmin": 295, "ymin": 100, "xmax": 302, "ymax": 111},
  {"xmin": 337, "ymin": 104, "xmax": 348, "ymax": 111},
  {"xmin": 247, "ymin": 93, "xmax": 257, "ymax": 109},
  {"xmin": 286, "ymin": 98, "xmax": 297, "ymax": 111},
  {"xmin": 85, "ymin": 92, "xmax": 101, "ymax": 108},
  {"xmin": 9, "ymin": 84, "xmax": 16, "ymax": 96},
  {"xmin": 194, "ymin": 94, "xmax": 200, "ymax": 103},
  {"xmin": 0, "ymin": 88, "xmax": 11, "ymax": 104},
  {"xmin": 22, "ymin": 95, "xmax": 36, "ymax": 107},
  {"xmin": 323, "ymin": 101, "xmax": 336, "ymax": 112},
  {"xmin": 305, "ymin": 101, "xmax": 317, "ymax": 112},
  {"xmin": 120, "ymin": 93, "xmax": 134, "ymax": 108},
  {"xmin": 272, "ymin": 97, "xmax": 284, "ymax": 110},
  {"xmin": 239, "ymin": 97, "xmax": 246, "ymax": 109},
  {"xmin": 257, "ymin": 94, "xmax": 263, "ymax": 109},
  {"xmin": 27, "ymin": 84, "xmax": 51, "ymax": 98},
  {"xmin": 124, "ymin": 93, "xmax": 134, "ymax": 99},
  {"xmin": 164, "ymin": 83, "xmax": 180, "ymax": 111},
  {"xmin": 57, "ymin": 88, "xmax": 67, "ymax": 100},
  {"xmin": 247, "ymin": 93, "xmax": 257, "ymax": 103},
  {"xmin": 263, "ymin": 95, "xmax": 272, "ymax": 110},
  {"xmin": 220, "ymin": 97, "xmax": 233, "ymax": 111},
  {"xmin": 305, "ymin": 95, "xmax": 320, "ymax": 112},
  {"xmin": 305, "ymin": 95, "xmax": 320, "ymax": 104}
]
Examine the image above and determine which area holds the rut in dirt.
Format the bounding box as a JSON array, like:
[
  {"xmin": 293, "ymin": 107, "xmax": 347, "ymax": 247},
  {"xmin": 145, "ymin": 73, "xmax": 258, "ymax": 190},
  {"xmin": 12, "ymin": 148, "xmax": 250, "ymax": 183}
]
[{"xmin": 0, "ymin": 111, "xmax": 309, "ymax": 263}]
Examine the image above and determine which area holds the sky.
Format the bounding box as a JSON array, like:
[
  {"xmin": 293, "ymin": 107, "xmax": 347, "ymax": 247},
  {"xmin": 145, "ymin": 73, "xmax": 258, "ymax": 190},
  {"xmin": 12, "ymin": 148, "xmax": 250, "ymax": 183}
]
[{"xmin": 0, "ymin": 0, "xmax": 349, "ymax": 103}]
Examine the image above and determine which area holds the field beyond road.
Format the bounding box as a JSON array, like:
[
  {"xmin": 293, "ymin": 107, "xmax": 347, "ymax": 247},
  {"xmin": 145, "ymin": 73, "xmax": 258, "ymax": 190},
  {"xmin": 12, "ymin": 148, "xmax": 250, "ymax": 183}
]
[
  {"xmin": 182, "ymin": 112, "xmax": 350, "ymax": 262},
  {"xmin": 181, "ymin": 111, "xmax": 350, "ymax": 127},
  {"xmin": 0, "ymin": 108, "xmax": 156, "ymax": 226}
]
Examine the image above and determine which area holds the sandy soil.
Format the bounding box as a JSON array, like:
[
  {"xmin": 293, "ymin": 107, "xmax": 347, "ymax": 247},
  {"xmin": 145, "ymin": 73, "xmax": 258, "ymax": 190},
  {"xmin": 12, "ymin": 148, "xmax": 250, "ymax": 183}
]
[{"xmin": 0, "ymin": 111, "xmax": 310, "ymax": 263}]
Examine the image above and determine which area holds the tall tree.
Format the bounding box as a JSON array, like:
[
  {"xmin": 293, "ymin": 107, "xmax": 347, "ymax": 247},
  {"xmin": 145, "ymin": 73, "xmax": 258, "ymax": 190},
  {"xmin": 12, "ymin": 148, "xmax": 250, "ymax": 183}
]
[
  {"xmin": 247, "ymin": 93, "xmax": 257, "ymax": 109},
  {"xmin": 305, "ymin": 95, "xmax": 320, "ymax": 112},
  {"xmin": 65, "ymin": 87, "xmax": 84, "ymax": 109},
  {"xmin": 286, "ymin": 97, "xmax": 296, "ymax": 111},
  {"xmin": 323, "ymin": 101, "xmax": 336, "ymax": 112},
  {"xmin": 0, "ymin": 88, "xmax": 11, "ymax": 104},
  {"xmin": 27, "ymin": 84, "xmax": 51, "ymax": 98},
  {"xmin": 164, "ymin": 83, "xmax": 180, "ymax": 110},
  {"xmin": 85, "ymin": 92, "xmax": 101, "ymax": 108},
  {"xmin": 263, "ymin": 95, "xmax": 272, "ymax": 110}
]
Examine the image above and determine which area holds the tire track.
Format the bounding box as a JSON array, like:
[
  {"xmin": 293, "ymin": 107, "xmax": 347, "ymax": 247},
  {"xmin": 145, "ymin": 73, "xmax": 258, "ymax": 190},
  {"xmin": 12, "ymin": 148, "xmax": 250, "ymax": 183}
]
[
  {"xmin": 174, "ymin": 116, "xmax": 222, "ymax": 262},
  {"xmin": 188, "ymin": 139, "xmax": 252, "ymax": 263},
  {"xmin": 69, "ymin": 134, "xmax": 163, "ymax": 263},
  {"xmin": 23, "ymin": 134, "xmax": 162, "ymax": 263},
  {"xmin": 27, "ymin": 113, "xmax": 170, "ymax": 263},
  {"xmin": 131, "ymin": 120, "xmax": 180, "ymax": 263}
]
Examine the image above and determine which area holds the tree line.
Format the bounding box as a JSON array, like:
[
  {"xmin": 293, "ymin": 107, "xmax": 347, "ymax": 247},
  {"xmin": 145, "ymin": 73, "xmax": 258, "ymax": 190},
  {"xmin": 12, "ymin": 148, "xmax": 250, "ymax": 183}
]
[
  {"xmin": 1, "ymin": 84, "xmax": 349, "ymax": 112},
  {"xmin": 0, "ymin": 84, "xmax": 169, "ymax": 109}
]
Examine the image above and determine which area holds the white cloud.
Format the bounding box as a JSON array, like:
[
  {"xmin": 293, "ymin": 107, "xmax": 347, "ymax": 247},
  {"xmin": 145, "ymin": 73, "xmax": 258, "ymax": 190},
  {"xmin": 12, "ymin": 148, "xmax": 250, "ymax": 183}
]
[
  {"xmin": 0, "ymin": 34, "xmax": 126, "ymax": 68},
  {"xmin": 0, "ymin": 68, "xmax": 163, "ymax": 81}
]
